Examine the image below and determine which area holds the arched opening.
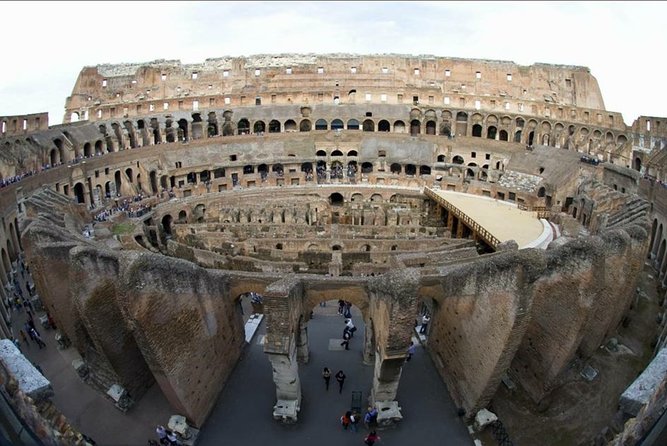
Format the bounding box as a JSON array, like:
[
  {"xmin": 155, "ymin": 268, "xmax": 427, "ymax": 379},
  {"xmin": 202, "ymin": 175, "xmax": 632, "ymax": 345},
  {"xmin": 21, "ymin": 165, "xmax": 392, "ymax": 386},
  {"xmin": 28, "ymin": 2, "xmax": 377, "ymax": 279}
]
[
  {"xmin": 126, "ymin": 168, "xmax": 133, "ymax": 183},
  {"xmin": 472, "ymin": 124, "xmax": 483, "ymax": 137},
  {"xmin": 410, "ymin": 120, "xmax": 421, "ymax": 135},
  {"xmin": 301, "ymin": 162, "xmax": 313, "ymax": 175},
  {"xmin": 253, "ymin": 121, "xmax": 266, "ymax": 134},
  {"xmin": 437, "ymin": 155, "xmax": 446, "ymax": 162},
  {"xmin": 332, "ymin": 245, "xmax": 342, "ymax": 251},
  {"xmin": 487, "ymin": 126, "xmax": 497, "ymax": 139},
  {"xmin": 347, "ymin": 119, "xmax": 359, "ymax": 130},
  {"xmin": 178, "ymin": 210, "xmax": 187, "ymax": 223},
  {"xmin": 83, "ymin": 142, "xmax": 92, "ymax": 157},
  {"xmin": 425, "ymin": 120, "xmax": 436, "ymax": 135},
  {"xmin": 331, "ymin": 161, "xmax": 344, "ymax": 179},
  {"xmin": 284, "ymin": 120, "xmax": 297, "ymax": 132},
  {"xmin": 73, "ymin": 182, "xmax": 85, "ymax": 204},
  {"xmin": 300, "ymin": 120, "xmax": 311, "ymax": 132},
  {"xmin": 347, "ymin": 150, "xmax": 358, "ymax": 157},
  {"xmin": 331, "ymin": 119, "xmax": 344, "ymax": 131},
  {"xmin": 329, "ymin": 193, "xmax": 344, "ymax": 206},
  {"xmin": 49, "ymin": 148, "xmax": 58, "ymax": 166},
  {"xmin": 95, "ymin": 140, "xmax": 104, "ymax": 155},
  {"xmin": 390, "ymin": 163, "xmax": 402, "ymax": 174},
  {"xmin": 514, "ymin": 130, "xmax": 522, "ymax": 143},
  {"xmin": 405, "ymin": 164, "xmax": 416, "ymax": 176},
  {"xmin": 452, "ymin": 155, "xmax": 464, "ymax": 164},
  {"xmin": 528, "ymin": 131, "xmax": 535, "ymax": 146},
  {"xmin": 393, "ymin": 120, "xmax": 406, "ymax": 133},
  {"xmin": 316, "ymin": 150, "xmax": 327, "ymax": 157},
  {"xmin": 378, "ymin": 120, "xmax": 390, "ymax": 132},
  {"xmin": 347, "ymin": 161, "xmax": 357, "ymax": 177},
  {"xmin": 420, "ymin": 165, "xmax": 431, "ymax": 175},
  {"xmin": 361, "ymin": 162, "xmax": 373, "ymax": 174},
  {"xmin": 269, "ymin": 120, "xmax": 281, "ymax": 133},
  {"xmin": 237, "ymin": 119, "xmax": 250, "ymax": 135},
  {"xmin": 634, "ymin": 157, "xmax": 642, "ymax": 171},
  {"xmin": 363, "ymin": 119, "xmax": 375, "ymax": 132},
  {"xmin": 150, "ymin": 171, "xmax": 158, "ymax": 194},
  {"xmin": 331, "ymin": 150, "xmax": 343, "ymax": 157},
  {"xmin": 162, "ymin": 214, "xmax": 173, "ymax": 236},
  {"xmin": 272, "ymin": 164, "xmax": 284, "ymax": 177},
  {"xmin": 537, "ymin": 187, "xmax": 546, "ymax": 198},
  {"xmin": 258, "ymin": 164, "xmax": 269, "ymax": 181},
  {"xmin": 315, "ymin": 119, "xmax": 328, "ymax": 131},
  {"xmin": 243, "ymin": 165, "xmax": 254, "ymax": 175},
  {"xmin": 178, "ymin": 119, "xmax": 189, "ymax": 141},
  {"xmin": 499, "ymin": 130, "xmax": 508, "ymax": 141}
]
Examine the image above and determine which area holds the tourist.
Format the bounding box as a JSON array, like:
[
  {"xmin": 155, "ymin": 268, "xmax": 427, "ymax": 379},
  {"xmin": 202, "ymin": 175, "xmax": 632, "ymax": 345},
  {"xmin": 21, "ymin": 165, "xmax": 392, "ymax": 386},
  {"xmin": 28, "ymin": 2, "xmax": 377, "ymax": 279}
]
[
  {"xmin": 322, "ymin": 367, "xmax": 331, "ymax": 391},
  {"xmin": 406, "ymin": 341, "xmax": 416, "ymax": 362},
  {"xmin": 335, "ymin": 370, "xmax": 346, "ymax": 394},
  {"xmin": 364, "ymin": 430, "xmax": 381, "ymax": 445},
  {"xmin": 155, "ymin": 425, "xmax": 168, "ymax": 445},
  {"xmin": 30, "ymin": 327, "xmax": 46, "ymax": 349},
  {"xmin": 420, "ymin": 314, "xmax": 430, "ymax": 334},
  {"xmin": 338, "ymin": 299, "xmax": 345, "ymax": 315},
  {"xmin": 340, "ymin": 410, "xmax": 352, "ymax": 430},
  {"xmin": 343, "ymin": 301, "xmax": 352, "ymax": 318},
  {"xmin": 350, "ymin": 411, "xmax": 360, "ymax": 432},
  {"xmin": 345, "ymin": 318, "xmax": 357, "ymax": 337},
  {"xmin": 364, "ymin": 406, "xmax": 378, "ymax": 429},
  {"xmin": 19, "ymin": 329, "xmax": 28, "ymax": 346},
  {"xmin": 341, "ymin": 330, "xmax": 351, "ymax": 350}
]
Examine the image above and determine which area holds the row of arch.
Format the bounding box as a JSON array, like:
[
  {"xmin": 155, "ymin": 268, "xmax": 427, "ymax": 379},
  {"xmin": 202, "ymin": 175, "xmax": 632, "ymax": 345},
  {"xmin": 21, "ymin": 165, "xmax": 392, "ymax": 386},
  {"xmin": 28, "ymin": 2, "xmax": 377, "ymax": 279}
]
[{"xmin": 41, "ymin": 109, "xmax": 632, "ymax": 168}]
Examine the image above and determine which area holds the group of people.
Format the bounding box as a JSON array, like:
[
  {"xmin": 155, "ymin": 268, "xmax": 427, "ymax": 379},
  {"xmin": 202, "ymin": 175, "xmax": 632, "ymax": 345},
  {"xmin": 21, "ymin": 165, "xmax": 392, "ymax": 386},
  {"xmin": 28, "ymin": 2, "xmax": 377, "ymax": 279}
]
[
  {"xmin": 322, "ymin": 367, "xmax": 347, "ymax": 394},
  {"xmin": 340, "ymin": 407, "xmax": 381, "ymax": 444}
]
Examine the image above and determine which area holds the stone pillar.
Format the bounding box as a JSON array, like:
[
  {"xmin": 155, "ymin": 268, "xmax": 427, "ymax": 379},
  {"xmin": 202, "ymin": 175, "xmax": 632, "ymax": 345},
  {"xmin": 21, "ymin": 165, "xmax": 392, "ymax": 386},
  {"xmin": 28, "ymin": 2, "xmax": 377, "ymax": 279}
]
[
  {"xmin": 263, "ymin": 277, "xmax": 304, "ymax": 423},
  {"xmin": 371, "ymin": 354, "xmax": 404, "ymax": 403},
  {"xmin": 366, "ymin": 268, "xmax": 421, "ymax": 426}
]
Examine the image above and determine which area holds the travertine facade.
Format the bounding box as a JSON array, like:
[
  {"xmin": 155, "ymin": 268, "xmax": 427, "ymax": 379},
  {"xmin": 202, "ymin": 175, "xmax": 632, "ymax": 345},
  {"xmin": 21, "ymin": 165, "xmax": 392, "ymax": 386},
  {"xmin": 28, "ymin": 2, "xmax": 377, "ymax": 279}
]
[{"xmin": 0, "ymin": 54, "xmax": 666, "ymax": 443}]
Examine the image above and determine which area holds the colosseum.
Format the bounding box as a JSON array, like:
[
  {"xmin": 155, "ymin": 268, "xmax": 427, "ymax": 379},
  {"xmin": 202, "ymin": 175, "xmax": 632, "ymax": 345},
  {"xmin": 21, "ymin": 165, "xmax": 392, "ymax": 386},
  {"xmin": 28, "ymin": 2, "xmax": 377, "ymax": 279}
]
[{"xmin": 0, "ymin": 54, "xmax": 666, "ymax": 446}]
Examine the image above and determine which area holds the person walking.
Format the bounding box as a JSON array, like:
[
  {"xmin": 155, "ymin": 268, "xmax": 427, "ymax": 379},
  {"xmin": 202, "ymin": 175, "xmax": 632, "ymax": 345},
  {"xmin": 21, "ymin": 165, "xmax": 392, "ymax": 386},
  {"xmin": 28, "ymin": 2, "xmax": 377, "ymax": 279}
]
[
  {"xmin": 341, "ymin": 330, "xmax": 351, "ymax": 350},
  {"xmin": 364, "ymin": 430, "xmax": 381, "ymax": 445},
  {"xmin": 338, "ymin": 299, "xmax": 345, "ymax": 315},
  {"xmin": 340, "ymin": 411, "xmax": 352, "ymax": 430},
  {"xmin": 343, "ymin": 301, "xmax": 352, "ymax": 318},
  {"xmin": 364, "ymin": 406, "xmax": 378, "ymax": 430},
  {"xmin": 156, "ymin": 425, "xmax": 169, "ymax": 445},
  {"xmin": 335, "ymin": 370, "xmax": 346, "ymax": 394},
  {"xmin": 322, "ymin": 367, "xmax": 331, "ymax": 391},
  {"xmin": 345, "ymin": 318, "xmax": 357, "ymax": 337},
  {"xmin": 350, "ymin": 411, "xmax": 360, "ymax": 432},
  {"xmin": 406, "ymin": 341, "xmax": 416, "ymax": 362},
  {"xmin": 30, "ymin": 327, "xmax": 45, "ymax": 349},
  {"xmin": 420, "ymin": 314, "xmax": 430, "ymax": 334}
]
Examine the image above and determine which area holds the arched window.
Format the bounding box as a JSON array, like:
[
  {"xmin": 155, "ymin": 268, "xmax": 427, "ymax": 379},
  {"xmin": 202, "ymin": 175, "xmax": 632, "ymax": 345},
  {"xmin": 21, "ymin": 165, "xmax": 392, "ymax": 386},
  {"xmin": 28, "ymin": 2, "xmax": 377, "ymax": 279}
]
[
  {"xmin": 347, "ymin": 119, "xmax": 360, "ymax": 130},
  {"xmin": 472, "ymin": 124, "xmax": 482, "ymax": 137},
  {"xmin": 331, "ymin": 119, "xmax": 344, "ymax": 130},
  {"xmin": 284, "ymin": 120, "xmax": 297, "ymax": 132},
  {"xmin": 393, "ymin": 120, "xmax": 406, "ymax": 133},
  {"xmin": 363, "ymin": 119, "xmax": 375, "ymax": 132},
  {"xmin": 237, "ymin": 119, "xmax": 250, "ymax": 135},
  {"xmin": 378, "ymin": 120, "xmax": 390, "ymax": 132},
  {"xmin": 390, "ymin": 163, "xmax": 401, "ymax": 174},
  {"xmin": 269, "ymin": 120, "xmax": 281, "ymax": 133},
  {"xmin": 410, "ymin": 120, "xmax": 421, "ymax": 136},
  {"xmin": 299, "ymin": 120, "xmax": 311, "ymax": 132},
  {"xmin": 329, "ymin": 193, "xmax": 344, "ymax": 206},
  {"xmin": 315, "ymin": 119, "xmax": 328, "ymax": 130}
]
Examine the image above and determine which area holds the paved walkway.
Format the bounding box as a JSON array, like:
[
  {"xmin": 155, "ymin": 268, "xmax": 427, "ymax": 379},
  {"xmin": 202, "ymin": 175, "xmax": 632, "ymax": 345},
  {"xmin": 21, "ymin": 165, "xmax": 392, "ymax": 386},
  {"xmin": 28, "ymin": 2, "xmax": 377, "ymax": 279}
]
[{"xmin": 197, "ymin": 302, "xmax": 473, "ymax": 446}]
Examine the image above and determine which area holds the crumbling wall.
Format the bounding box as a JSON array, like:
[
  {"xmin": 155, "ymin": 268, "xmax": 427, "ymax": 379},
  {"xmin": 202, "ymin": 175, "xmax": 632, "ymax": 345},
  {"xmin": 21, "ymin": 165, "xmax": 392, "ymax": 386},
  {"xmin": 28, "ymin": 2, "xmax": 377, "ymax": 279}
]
[{"xmin": 427, "ymin": 250, "xmax": 543, "ymax": 416}]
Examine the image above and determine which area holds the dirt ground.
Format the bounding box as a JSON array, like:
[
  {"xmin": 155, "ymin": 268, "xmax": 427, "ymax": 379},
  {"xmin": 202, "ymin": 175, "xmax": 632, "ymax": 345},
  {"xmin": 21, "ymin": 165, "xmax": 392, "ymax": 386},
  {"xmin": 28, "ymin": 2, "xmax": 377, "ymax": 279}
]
[{"xmin": 477, "ymin": 261, "xmax": 663, "ymax": 446}]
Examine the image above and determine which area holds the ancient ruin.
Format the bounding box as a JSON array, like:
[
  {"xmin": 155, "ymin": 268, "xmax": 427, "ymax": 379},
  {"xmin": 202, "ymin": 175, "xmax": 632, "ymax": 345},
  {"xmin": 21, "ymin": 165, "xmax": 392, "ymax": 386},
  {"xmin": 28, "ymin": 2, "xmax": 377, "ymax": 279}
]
[{"xmin": 1, "ymin": 54, "xmax": 667, "ymax": 444}]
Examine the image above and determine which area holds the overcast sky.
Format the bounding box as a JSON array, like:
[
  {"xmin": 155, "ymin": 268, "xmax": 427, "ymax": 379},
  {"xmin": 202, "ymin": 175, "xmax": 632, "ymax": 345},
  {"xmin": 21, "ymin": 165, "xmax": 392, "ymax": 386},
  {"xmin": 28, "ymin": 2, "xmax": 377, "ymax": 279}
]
[{"xmin": 0, "ymin": 1, "xmax": 664, "ymax": 126}]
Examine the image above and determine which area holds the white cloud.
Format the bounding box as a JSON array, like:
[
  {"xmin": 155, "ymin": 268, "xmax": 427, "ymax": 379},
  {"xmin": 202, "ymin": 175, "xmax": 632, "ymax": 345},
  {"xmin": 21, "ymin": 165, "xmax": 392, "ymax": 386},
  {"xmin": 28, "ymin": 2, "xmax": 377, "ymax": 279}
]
[{"xmin": 0, "ymin": 1, "xmax": 665, "ymax": 126}]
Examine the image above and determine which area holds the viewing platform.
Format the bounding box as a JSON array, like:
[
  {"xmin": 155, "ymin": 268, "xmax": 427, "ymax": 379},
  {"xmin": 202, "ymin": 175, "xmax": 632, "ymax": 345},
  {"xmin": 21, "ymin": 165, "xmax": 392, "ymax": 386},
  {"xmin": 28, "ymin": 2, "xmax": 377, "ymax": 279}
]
[{"xmin": 424, "ymin": 188, "xmax": 553, "ymax": 250}]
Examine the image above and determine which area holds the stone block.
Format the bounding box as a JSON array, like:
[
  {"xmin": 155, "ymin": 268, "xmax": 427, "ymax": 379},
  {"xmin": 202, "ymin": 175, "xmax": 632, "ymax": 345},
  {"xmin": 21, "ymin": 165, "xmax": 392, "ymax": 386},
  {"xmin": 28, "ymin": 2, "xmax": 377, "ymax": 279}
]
[
  {"xmin": 474, "ymin": 408, "xmax": 498, "ymax": 432},
  {"xmin": 620, "ymin": 347, "xmax": 667, "ymax": 416},
  {"xmin": 375, "ymin": 400, "xmax": 402, "ymax": 426},
  {"xmin": 273, "ymin": 399, "xmax": 299, "ymax": 424},
  {"xmin": 0, "ymin": 339, "xmax": 52, "ymax": 401}
]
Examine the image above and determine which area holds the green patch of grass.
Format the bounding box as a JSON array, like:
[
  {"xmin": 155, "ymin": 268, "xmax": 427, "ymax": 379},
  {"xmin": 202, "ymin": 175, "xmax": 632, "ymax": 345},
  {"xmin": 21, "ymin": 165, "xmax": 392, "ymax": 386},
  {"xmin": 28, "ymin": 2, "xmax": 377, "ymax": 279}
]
[{"xmin": 111, "ymin": 223, "xmax": 135, "ymax": 236}]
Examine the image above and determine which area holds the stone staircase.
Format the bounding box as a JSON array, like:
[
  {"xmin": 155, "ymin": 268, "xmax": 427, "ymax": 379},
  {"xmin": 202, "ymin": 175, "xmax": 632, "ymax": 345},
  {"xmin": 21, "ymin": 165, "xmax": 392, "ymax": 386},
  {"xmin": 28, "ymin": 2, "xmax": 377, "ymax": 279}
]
[{"xmin": 605, "ymin": 196, "xmax": 650, "ymax": 230}]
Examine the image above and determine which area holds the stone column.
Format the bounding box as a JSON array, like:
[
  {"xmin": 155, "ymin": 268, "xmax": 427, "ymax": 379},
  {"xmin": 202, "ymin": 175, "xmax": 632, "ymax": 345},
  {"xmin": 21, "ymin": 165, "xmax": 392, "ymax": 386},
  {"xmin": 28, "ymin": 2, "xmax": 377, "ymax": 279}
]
[
  {"xmin": 263, "ymin": 277, "xmax": 304, "ymax": 423},
  {"xmin": 371, "ymin": 354, "xmax": 405, "ymax": 403},
  {"xmin": 366, "ymin": 268, "xmax": 420, "ymax": 426}
]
